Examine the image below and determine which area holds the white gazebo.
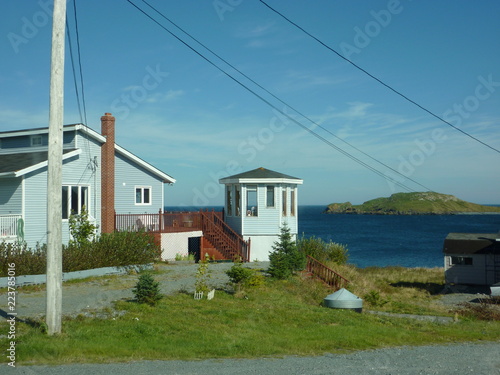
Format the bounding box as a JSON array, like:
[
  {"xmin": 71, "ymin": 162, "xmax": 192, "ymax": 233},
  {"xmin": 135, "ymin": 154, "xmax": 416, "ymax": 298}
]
[{"xmin": 219, "ymin": 167, "xmax": 303, "ymax": 261}]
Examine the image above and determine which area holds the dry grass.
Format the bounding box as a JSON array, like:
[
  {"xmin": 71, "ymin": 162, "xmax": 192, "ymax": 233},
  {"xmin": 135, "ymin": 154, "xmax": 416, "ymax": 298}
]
[{"xmin": 325, "ymin": 263, "xmax": 448, "ymax": 315}]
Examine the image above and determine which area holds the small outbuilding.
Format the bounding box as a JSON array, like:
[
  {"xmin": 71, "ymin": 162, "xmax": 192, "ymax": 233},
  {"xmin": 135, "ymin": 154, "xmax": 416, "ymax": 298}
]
[
  {"xmin": 219, "ymin": 167, "xmax": 303, "ymax": 261},
  {"xmin": 443, "ymin": 232, "xmax": 500, "ymax": 286}
]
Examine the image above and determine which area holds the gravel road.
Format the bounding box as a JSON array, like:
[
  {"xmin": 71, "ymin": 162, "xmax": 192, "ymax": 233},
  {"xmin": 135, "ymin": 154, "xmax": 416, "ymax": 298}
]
[{"xmin": 9, "ymin": 342, "xmax": 500, "ymax": 374}]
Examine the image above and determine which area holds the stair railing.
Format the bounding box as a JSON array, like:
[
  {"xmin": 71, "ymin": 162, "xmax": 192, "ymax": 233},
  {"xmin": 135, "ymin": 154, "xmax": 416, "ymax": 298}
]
[{"xmin": 306, "ymin": 255, "xmax": 349, "ymax": 290}]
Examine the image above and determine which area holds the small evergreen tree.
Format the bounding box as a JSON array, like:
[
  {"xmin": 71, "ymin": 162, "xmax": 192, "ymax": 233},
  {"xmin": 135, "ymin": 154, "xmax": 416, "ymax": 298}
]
[
  {"xmin": 268, "ymin": 223, "xmax": 305, "ymax": 279},
  {"xmin": 133, "ymin": 273, "xmax": 163, "ymax": 306}
]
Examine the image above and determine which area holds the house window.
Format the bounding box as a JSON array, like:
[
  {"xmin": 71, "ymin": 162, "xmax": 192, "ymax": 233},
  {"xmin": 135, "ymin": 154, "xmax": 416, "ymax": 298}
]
[
  {"xmin": 451, "ymin": 256, "xmax": 473, "ymax": 266},
  {"xmin": 62, "ymin": 185, "xmax": 89, "ymax": 219},
  {"xmin": 226, "ymin": 185, "xmax": 233, "ymax": 216},
  {"xmin": 282, "ymin": 189, "xmax": 287, "ymax": 216},
  {"xmin": 235, "ymin": 185, "xmax": 241, "ymax": 216},
  {"xmin": 135, "ymin": 186, "xmax": 152, "ymax": 205},
  {"xmin": 31, "ymin": 135, "xmax": 42, "ymax": 147},
  {"xmin": 291, "ymin": 189, "xmax": 296, "ymax": 216},
  {"xmin": 246, "ymin": 185, "xmax": 258, "ymax": 216},
  {"xmin": 266, "ymin": 186, "xmax": 275, "ymax": 207}
]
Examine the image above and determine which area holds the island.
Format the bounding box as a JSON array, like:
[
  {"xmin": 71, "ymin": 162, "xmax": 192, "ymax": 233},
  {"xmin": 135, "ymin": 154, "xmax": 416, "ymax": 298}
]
[{"xmin": 324, "ymin": 192, "xmax": 500, "ymax": 215}]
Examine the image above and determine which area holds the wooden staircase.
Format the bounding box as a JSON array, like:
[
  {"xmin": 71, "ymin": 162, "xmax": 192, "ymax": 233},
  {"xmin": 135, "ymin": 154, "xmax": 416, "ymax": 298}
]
[{"xmin": 199, "ymin": 210, "xmax": 250, "ymax": 262}]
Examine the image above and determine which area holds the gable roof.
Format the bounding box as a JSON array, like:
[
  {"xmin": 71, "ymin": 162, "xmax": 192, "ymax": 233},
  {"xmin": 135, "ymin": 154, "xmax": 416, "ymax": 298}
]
[
  {"xmin": 443, "ymin": 233, "xmax": 500, "ymax": 255},
  {"xmin": 0, "ymin": 124, "xmax": 175, "ymax": 183},
  {"xmin": 0, "ymin": 149, "xmax": 81, "ymax": 177},
  {"xmin": 220, "ymin": 167, "xmax": 303, "ymax": 185}
]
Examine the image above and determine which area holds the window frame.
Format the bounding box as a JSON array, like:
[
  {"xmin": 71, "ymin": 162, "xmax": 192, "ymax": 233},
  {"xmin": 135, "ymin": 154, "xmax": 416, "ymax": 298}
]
[
  {"xmin": 246, "ymin": 185, "xmax": 258, "ymax": 217},
  {"xmin": 135, "ymin": 186, "xmax": 152, "ymax": 206},
  {"xmin": 266, "ymin": 185, "xmax": 275, "ymax": 208},
  {"xmin": 30, "ymin": 135, "xmax": 42, "ymax": 147},
  {"xmin": 226, "ymin": 185, "xmax": 233, "ymax": 216},
  {"xmin": 62, "ymin": 184, "xmax": 90, "ymax": 220},
  {"xmin": 235, "ymin": 185, "xmax": 241, "ymax": 216},
  {"xmin": 450, "ymin": 256, "xmax": 473, "ymax": 266},
  {"xmin": 282, "ymin": 188, "xmax": 287, "ymax": 216},
  {"xmin": 291, "ymin": 188, "xmax": 296, "ymax": 216}
]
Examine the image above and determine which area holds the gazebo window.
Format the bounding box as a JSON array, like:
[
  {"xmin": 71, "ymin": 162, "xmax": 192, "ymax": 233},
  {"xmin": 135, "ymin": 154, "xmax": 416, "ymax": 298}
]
[
  {"xmin": 291, "ymin": 189, "xmax": 296, "ymax": 216},
  {"xmin": 226, "ymin": 185, "xmax": 233, "ymax": 216},
  {"xmin": 235, "ymin": 185, "xmax": 241, "ymax": 216},
  {"xmin": 282, "ymin": 189, "xmax": 287, "ymax": 216},
  {"xmin": 246, "ymin": 185, "xmax": 258, "ymax": 216},
  {"xmin": 266, "ymin": 186, "xmax": 275, "ymax": 207}
]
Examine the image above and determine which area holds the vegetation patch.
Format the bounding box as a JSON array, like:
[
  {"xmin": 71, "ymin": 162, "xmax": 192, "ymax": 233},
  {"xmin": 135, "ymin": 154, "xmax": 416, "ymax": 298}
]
[{"xmin": 2, "ymin": 266, "xmax": 499, "ymax": 365}]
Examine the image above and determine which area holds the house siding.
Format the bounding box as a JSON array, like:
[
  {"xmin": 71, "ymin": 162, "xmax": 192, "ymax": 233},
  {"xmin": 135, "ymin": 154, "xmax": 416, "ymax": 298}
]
[
  {"xmin": 0, "ymin": 177, "xmax": 22, "ymax": 215},
  {"xmin": 241, "ymin": 184, "xmax": 298, "ymax": 236},
  {"xmin": 23, "ymin": 168, "xmax": 49, "ymax": 246},
  {"xmin": 19, "ymin": 130, "xmax": 102, "ymax": 248},
  {"xmin": 444, "ymin": 254, "xmax": 489, "ymax": 285},
  {"xmin": 114, "ymin": 152, "xmax": 164, "ymax": 214}
]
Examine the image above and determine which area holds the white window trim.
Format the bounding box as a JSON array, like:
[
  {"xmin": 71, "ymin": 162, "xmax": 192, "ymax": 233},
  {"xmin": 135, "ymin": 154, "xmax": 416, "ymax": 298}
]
[
  {"xmin": 62, "ymin": 184, "xmax": 90, "ymax": 220},
  {"xmin": 135, "ymin": 186, "xmax": 152, "ymax": 206},
  {"xmin": 30, "ymin": 135, "xmax": 42, "ymax": 147},
  {"xmin": 266, "ymin": 185, "xmax": 275, "ymax": 208}
]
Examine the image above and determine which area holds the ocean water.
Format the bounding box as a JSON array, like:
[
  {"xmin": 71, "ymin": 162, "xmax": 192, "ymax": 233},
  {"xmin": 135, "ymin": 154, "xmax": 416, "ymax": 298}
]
[
  {"xmin": 166, "ymin": 205, "xmax": 500, "ymax": 269},
  {"xmin": 298, "ymin": 206, "xmax": 500, "ymax": 268}
]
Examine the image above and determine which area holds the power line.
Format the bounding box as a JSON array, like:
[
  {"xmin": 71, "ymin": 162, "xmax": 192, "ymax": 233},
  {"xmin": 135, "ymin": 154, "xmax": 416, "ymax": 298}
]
[
  {"xmin": 140, "ymin": 0, "xmax": 433, "ymax": 193},
  {"xmin": 65, "ymin": 18, "xmax": 83, "ymax": 123},
  {"xmin": 259, "ymin": 0, "xmax": 500, "ymax": 155},
  {"xmin": 71, "ymin": 0, "xmax": 88, "ymax": 126},
  {"xmin": 126, "ymin": 0, "xmax": 418, "ymax": 192}
]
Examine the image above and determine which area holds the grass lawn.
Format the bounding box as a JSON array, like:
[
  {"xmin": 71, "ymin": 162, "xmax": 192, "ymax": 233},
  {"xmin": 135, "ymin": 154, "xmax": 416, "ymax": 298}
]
[{"xmin": 1, "ymin": 266, "xmax": 499, "ymax": 365}]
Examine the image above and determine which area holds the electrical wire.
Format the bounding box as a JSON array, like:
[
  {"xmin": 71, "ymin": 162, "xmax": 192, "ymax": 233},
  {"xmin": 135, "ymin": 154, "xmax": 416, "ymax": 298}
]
[
  {"xmin": 126, "ymin": 0, "xmax": 419, "ymax": 193},
  {"xmin": 259, "ymin": 0, "xmax": 500, "ymax": 155},
  {"xmin": 140, "ymin": 0, "xmax": 433, "ymax": 193},
  {"xmin": 71, "ymin": 0, "xmax": 88, "ymax": 126},
  {"xmin": 65, "ymin": 18, "xmax": 84, "ymax": 124}
]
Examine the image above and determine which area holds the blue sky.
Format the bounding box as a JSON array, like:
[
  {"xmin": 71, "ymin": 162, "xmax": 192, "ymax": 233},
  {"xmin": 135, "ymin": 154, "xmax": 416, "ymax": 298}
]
[{"xmin": 1, "ymin": 0, "xmax": 499, "ymax": 206}]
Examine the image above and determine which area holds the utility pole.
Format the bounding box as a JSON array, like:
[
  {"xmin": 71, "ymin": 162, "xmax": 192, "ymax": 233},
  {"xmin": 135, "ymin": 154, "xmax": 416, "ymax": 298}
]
[{"xmin": 46, "ymin": 0, "xmax": 66, "ymax": 336}]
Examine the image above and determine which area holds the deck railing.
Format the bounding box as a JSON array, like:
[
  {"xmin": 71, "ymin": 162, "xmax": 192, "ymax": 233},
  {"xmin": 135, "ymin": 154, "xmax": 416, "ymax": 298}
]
[
  {"xmin": 0, "ymin": 214, "xmax": 23, "ymax": 239},
  {"xmin": 306, "ymin": 255, "xmax": 349, "ymax": 290},
  {"xmin": 115, "ymin": 210, "xmax": 205, "ymax": 233},
  {"xmin": 114, "ymin": 210, "xmax": 249, "ymax": 261}
]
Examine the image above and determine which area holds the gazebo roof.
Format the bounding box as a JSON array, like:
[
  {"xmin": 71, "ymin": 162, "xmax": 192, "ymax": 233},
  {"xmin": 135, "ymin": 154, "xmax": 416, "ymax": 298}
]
[{"xmin": 219, "ymin": 167, "xmax": 303, "ymax": 184}]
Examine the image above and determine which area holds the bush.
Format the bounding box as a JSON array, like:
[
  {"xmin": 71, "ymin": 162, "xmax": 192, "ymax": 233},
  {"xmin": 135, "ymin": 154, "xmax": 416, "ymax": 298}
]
[
  {"xmin": 133, "ymin": 273, "xmax": 162, "ymax": 306},
  {"xmin": 268, "ymin": 223, "xmax": 306, "ymax": 279},
  {"xmin": 226, "ymin": 257, "xmax": 264, "ymax": 291},
  {"xmin": 0, "ymin": 230, "xmax": 159, "ymax": 277},
  {"xmin": 297, "ymin": 235, "xmax": 349, "ymax": 265},
  {"xmin": 0, "ymin": 242, "xmax": 46, "ymax": 277}
]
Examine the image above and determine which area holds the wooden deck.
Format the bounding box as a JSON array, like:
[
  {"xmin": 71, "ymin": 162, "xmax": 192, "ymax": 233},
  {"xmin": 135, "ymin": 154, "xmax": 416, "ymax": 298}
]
[{"xmin": 115, "ymin": 210, "xmax": 250, "ymax": 261}]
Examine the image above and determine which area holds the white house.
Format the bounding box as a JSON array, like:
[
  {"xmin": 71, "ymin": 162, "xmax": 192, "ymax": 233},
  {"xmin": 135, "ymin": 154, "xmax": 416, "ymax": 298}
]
[
  {"xmin": 0, "ymin": 113, "xmax": 175, "ymax": 248},
  {"xmin": 443, "ymin": 232, "xmax": 500, "ymax": 286},
  {"xmin": 219, "ymin": 167, "xmax": 303, "ymax": 261}
]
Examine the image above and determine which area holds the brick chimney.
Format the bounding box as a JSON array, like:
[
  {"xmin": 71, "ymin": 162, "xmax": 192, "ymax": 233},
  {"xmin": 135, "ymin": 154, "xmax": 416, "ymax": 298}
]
[{"xmin": 101, "ymin": 113, "xmax": 115, "ymax": 233}]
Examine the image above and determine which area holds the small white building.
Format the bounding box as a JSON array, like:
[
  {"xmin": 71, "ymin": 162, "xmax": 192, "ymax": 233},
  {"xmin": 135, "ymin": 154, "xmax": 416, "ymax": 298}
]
[
  {"xmin": 219, "ymin": 167, "xmax": 303, "ymax": 261},
  {"xmin": 443, "ymin": 232, "xmax": 500, "ymax": 286}
]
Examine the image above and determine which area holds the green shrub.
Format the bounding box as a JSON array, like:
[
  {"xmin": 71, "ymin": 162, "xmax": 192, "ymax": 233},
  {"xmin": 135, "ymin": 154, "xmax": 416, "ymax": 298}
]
[
  {"xmin": 0, "ymin": 230, "xmax": 159, "ymax": 277},
  {"xmin": 363, "ymin": 290, "xmax": 389, "ymax": 307},
  {"xmin": 226, "ymin": 257, "xmax": 264, "ymax": 291},
  {"xmin": 195, "ymin": 254, "xmax": 212, "ymax": 293},
  {"xmin": 133, "ymin": 273, "xmax": 162, "ymax": 306},
  {"xmin": 268, "ymin": 223, "xmax": 306, "ymax": 279},
  {"xmin": 68, "ymin": 206, "xmax": 97, "ymax": 247},
  {"xmin": 297, "ymin": 235, "xmax": 349, "ymax": 265},
  {"xmin": 0, "ymin": 242, "xmax": 46, "ymax": 277}
]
